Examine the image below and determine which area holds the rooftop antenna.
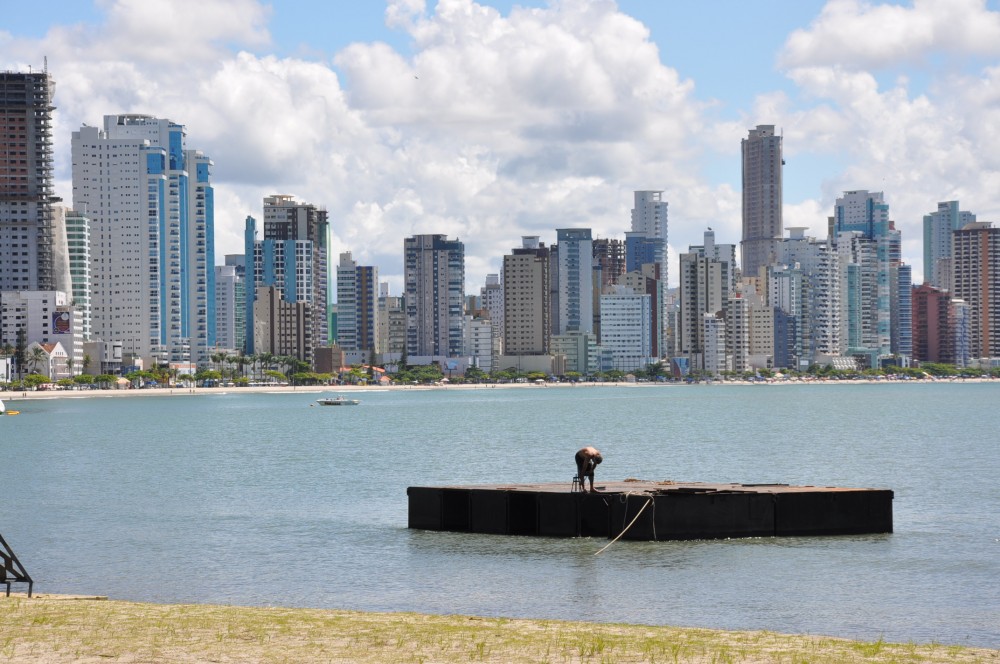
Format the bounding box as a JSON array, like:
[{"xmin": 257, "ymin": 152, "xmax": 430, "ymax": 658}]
[{"xmin": 44, "ymin": 56, "xmax": 48, "ymax": 73}]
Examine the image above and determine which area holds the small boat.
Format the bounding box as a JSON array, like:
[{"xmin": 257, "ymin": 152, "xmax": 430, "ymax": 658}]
[
  {"xmin": 316, "ymin": 396, "xmax": 360, "ymax": 406},
  {"xmin": 0, "ymin": 399, "xmax": 17, "ymax": 416}
]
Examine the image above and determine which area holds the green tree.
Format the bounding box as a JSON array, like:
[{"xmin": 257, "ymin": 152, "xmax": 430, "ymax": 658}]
[
  {"xmin": 24, "ymin": 374, "xmax": 49, "ymax": 389},
  {"xmin": 27, "ymin": 346, "xmax": 47, "ymax": 375},
  {"xmin": 82, "ymin": 353, "xmax": 92, "ymax": 374},
  {"xmin": 465, "ymin": 366, "xmax": 487, "ymax": 383},
  {"xmin": 95, "ymin": 374, "xmax": 117, "ymax": 389},
  {"xmin": 195, "ymin": 369, "xmax": 222, "ymax": 386},
  {"xmin": 74, "ymin": 374, "xmax": 95, "ymax": 388}
]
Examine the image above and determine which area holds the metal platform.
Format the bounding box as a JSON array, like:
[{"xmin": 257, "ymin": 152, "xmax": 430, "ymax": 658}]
[
  {"xmin": 407, "ymin": 480, "xmax": 893, "ymax": 540},
  {"xmin": 0, "ymin": 532, "xmax": 33, "ymax": 597}
]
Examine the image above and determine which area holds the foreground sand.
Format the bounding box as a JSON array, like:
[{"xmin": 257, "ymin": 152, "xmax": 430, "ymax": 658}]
[{"xmin": 1, "ymin": 596, "xmax": 996, "ymax": 663}]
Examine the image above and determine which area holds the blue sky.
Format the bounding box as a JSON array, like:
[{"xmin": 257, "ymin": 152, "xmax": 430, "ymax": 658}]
[{"xmin": 6, "ymin": 0, "xmax": 1000, "ymax": 288}]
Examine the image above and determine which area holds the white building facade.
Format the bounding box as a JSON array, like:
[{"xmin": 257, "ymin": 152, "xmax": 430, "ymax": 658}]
[
  {"xmin": 599, "ymin": 286, "xmax": 654, "ymax": 372},
  {"xmin": 71, "ymin": 114, "xmax": 215, "ymax": 367}
]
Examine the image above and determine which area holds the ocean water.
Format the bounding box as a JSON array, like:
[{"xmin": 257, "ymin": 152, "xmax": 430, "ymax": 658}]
[{"xmin": 1, "ymin": 383, "xmax": 998, "ymax": 647}]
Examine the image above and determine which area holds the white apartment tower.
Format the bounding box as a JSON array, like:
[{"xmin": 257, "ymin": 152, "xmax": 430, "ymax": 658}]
[
  {"xmin": 599, "ymin": 285, "xmax": 654, "ymax": 372},
  {"xmin": 678, "ymin": 247, "xmax": 727, "ymax": 371},
  {"xmin": 775, "ymin": 228, "xmax": 840, "ymax": 362},
  {"xmin": 72, "ymin": 114, "xmax": 215, "ymax": 367},
  {"xmin": 64, "ymin": 208, "xmax": 92, "ymax": 342},
  {"xmin": 923, "ymin": 201, "xmax": 975, "ymax": 290},
  {"xmin": 630, "ymin": 191, "xmax": 668, "ymax": 284}
]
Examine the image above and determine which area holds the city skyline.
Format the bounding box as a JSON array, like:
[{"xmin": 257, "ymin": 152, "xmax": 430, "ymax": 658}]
[{"xmin": 6, "ymin": 0, "xmax": 1000, "ymax": 291}]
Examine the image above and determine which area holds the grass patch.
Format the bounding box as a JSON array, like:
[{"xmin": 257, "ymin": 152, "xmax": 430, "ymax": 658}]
[{"xmin": 0, "ymin": 596, "xmax": 996, "ymax": 663}]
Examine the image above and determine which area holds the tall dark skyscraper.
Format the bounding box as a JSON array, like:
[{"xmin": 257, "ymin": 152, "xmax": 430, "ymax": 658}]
[
  {"xmin": 741, "ymin": 124, "xmax": 783, "ymax": 279},
  {"xmin": 0, "ymin": 69, "xmax": 56, "ymax": 291}
]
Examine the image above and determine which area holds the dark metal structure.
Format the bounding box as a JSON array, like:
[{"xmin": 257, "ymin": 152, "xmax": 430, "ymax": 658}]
[
  {"xmin": 408, "ymin": 480, "xmax": 893, "ymax": 540},
  {"xmin": 0, "ymin": 532, "xmax": 33, "ymax": 597}
]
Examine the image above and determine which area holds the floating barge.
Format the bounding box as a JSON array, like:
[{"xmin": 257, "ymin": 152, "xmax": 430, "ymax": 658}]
[{"xmin": 407, "ymin": 480, "xmax": 893, "ymax": 540}]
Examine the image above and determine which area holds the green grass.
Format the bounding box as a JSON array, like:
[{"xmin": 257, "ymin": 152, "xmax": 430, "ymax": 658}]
[{"xmin": 0, "ymin": 597, "xmax": 997, "ymax": 663}]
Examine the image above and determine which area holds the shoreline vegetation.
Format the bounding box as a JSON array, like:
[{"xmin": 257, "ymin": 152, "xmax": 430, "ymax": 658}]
[
  {"xmin": 1, "ymin": 597, "xmax": 997, "ymax": 663},
  {"xmin": 4, "ymin": 374, "xmax": 999, "ymax": 403}
]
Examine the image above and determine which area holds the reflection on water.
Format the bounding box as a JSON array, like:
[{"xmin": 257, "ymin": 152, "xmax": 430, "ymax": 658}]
[{"xmin": 1, "ymin": 383, "xmax": 998, "ymax": 647}]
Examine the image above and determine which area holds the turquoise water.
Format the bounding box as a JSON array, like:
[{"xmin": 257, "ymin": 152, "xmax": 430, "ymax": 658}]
[{"xmin": 1, "ymin": 383, "xmax": 998, "ymax": 647}]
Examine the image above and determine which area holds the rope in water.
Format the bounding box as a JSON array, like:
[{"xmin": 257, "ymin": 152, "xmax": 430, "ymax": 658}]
[{"xmin": 594, "ymin": 496, "xmax": 653, "ymax": 556}]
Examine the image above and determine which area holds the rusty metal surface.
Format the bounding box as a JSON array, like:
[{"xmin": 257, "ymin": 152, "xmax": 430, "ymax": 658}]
[{"xmin": 426, "ymin": 480, "xmax": 889, "ymax": 495}]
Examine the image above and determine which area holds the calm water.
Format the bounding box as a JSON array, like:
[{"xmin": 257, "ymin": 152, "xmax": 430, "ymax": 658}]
[{"xmin": 1, "ymin": 383, "xmax": 998, "ymax": 647}]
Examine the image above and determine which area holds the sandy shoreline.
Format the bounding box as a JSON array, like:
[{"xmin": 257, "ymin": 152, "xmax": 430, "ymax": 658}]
[
  {"xmin": 2, "ymin": 595, "xmax": 996, "ymax": 663},
  {"xmin": 3, "ymin": 375, "xmax": 997, "ymax": 402}
]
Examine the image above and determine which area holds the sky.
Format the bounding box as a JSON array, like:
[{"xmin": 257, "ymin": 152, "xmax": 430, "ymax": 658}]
[{"xmin": 6, "ymin": 0, "xmax": 1000, "ymax": 292}]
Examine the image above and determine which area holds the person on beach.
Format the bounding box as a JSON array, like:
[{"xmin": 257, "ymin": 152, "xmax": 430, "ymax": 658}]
[{"xmin": 575, "ymin": 446, "xmax": 603, "ymax": 492}]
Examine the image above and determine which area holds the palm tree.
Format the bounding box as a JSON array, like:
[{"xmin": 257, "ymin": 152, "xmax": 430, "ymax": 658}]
[
  {"xmin": 235, "ymin": 353, "xmax": 249, "ymax": 381},
  {"xmin": 66, "ymin": 356, "xmax": 75, "ymax": 379},
  {"xmin": 27, "ymin": 346, "xmax": 47, "ymax": 376},
  {"xmin": 82, "ymin": 353, "xmax": 92, "ymax": 375},
  {"xmin": 259, "ymin": 352, "xmax": 276, "ymax": 381}
]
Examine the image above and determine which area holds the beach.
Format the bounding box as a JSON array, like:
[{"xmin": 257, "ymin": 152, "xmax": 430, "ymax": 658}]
[
  {"xmin": 2, "ymin": 595, "xmax": 997, "ymax": 663},
  {"xmin": 4, "ymin": 374, "xmax": 995, "ymax": 404}
]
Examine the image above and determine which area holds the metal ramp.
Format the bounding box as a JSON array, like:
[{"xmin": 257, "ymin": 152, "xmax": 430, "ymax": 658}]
[{"xmin": 0, "ymin": 532, "xmax": 33, "ymax": 597}]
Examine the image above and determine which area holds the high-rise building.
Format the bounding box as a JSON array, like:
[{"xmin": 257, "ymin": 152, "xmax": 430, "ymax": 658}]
[
  {"xmin": 618, "ymin": 265, "xmax": 664, "ymax": 359},
  {"xmin": 630, "ymin": 191, "xmax": 668, "ymax": 283},
  {"xmin": 628, "ymin": 191, "xmax": 669, "ymax": 345},
  {"xmin": 592, "ymin": 237, "xmax": 626, "ymax": 288},
  {"xmin": 479, "ymin": 273, "xmax": 504, "ymax": 353},
  {"xmin": 555, "ymin": 229, "xmax": 593, "ymax": 335},
  {"xmin": 464, "ymin": 315, "xmax": 497, "ymax": 373},
  {"xmin": 261, "ymin": 195, "xmax": 329, "ymax": 348},
  {"xmin": 767, "ymin": 263, "xmax": 807, "ymax": 370},
  {"xmin": 912, "ymin": 283, "xmax": 970, "ymax": 366},
  {"xmin": 214, "ymin": 258, "xmax": 245, "ymax": 353},
  {"xmin": 404, "ymin": 234, "xmax": 465, "ymax": 357},
  {"xmin": 741, "ymin": 125, "xmax": 783, "ymax": 278},
  {"xmin": 631, "ymin": 190, "xmax": 668, "ymax": 237},
  {"xmin": 837, "ymin": 231, "xmax": 880, "ymax": 362},
  {"xmin": 63, "ymin": 208, "xmax": 91, "ymax": 342},
  {"xmin": 678, "ymin": 242, "xmax": 727, "ymax": 371},
  {"xmin": 689, "ymin": 228, "xmax": 738, "ymax": 294},
  {"xmin": 952, "ymin": 222, "xmax": 1000, "ymax": 359},
  {"xmin": 244, "ymin": 196, "xmax": 329, "ymax": 364},
  {"xmin": 0, "ymin": 70, "xmax": 56, "ymax": 292},
  {"xmin": 502, "ymin": 236, "xmax": 550, "ymax": 355},
  {"xmin": 833, "ymin": 190, "xmax": 909, "ymax": 364},
  {"xmin": 336, "ymin": 251, "xmax": 378, "ymax": 352},
  {"xmin": 726, "ymin": 293, "xmax": 750, "ymax": 373},
  {"xmin": 775, "ymin": 228, "xmax": 840, "ymax": 363},
  {"xmin": 72, "ymin": 114, "xmax": 215, "ymax": 367},
  {"xmin": 923, "ymin": 201, "xmax": 975, "ymax": 290},
  {"xmin": 599, "ymin": 285, "xmax": 654, "ymax": 372},
  {"xmin": 624, "ymin": 232, "xmax": 666, "ymax": 275},
  {"xmin": 377, "ymin": 282, "xmax": 406, "ymax": 357}
]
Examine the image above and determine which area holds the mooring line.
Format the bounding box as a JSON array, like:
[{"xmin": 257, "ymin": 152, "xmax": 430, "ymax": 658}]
[{"xmin": 594, "ymin": 496, "xmax": 653, "ymax": 556}]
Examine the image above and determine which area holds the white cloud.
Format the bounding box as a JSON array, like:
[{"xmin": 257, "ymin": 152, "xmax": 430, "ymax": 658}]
[
  {"xmin": 4, "ymin": 0, "xmax": 724, "ymax": 291},
  {"xmin": 762, "ymin": 0, "xmax": 1000, "ymax": 282},
  {"xmin": 30, "ymin": 0, "xmax": 1000, "ymax": 292},
  {"xmin": 780, "ymin": 0, "xmax": 1000, "ymax": 70}
]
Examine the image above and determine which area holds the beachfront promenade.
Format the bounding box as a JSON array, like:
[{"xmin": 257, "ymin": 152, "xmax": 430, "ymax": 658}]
[{"xmin": 4, "ymin": 375, "xmax": 994, "ymax": 402}]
